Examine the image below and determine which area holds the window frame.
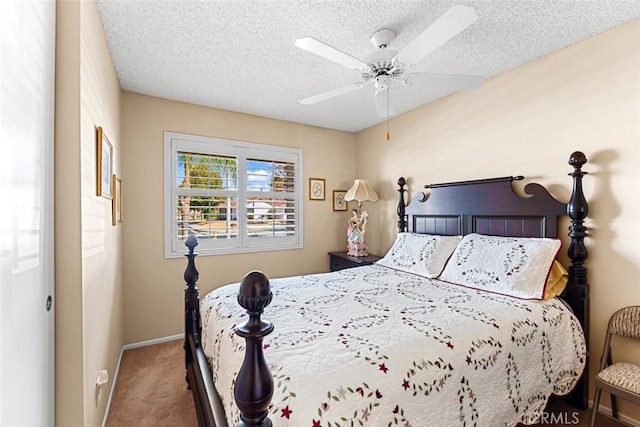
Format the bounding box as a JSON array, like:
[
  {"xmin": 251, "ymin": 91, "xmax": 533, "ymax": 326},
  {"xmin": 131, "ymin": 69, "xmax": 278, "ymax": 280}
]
[{"xmin": 164, "ymin": 132, "xmax": 304, "ymax": 258}]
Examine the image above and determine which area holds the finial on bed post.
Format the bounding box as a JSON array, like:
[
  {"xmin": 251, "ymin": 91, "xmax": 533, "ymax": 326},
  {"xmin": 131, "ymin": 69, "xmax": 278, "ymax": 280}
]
[
  {"xmin": 397, "ymin": 177, "xmax": 407, "ymax": 232},
  {"xmin": 184, "ymin": 235, "xmax": 200, "ymax": 390},
  {"xmin": 235, "ymin": 271, "xmax": 275, "ymax": 427},
  {"xmin": 566, "ymin": 151, "xmax": 589, "ymax": 409}
]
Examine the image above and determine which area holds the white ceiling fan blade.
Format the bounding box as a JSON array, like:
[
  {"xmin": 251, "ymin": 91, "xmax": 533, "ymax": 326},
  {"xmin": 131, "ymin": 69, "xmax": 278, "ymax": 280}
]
[
  {"xmin": 299, "ymin": 83, "xmax": 364, "ymax": 105},
  {"xmin": 393, "ymin": 5, "xmax": 478, "ymax": 67},
  {"xmin": 405, "ymin": 72, "xmax": 483, "ymax": 91},
  {"xmin": 375, "ymin": 88, "xmax": 394, "ymax": 118},
  {"xmin": 295, "ymin": 37, "xmax": 368, "ymax": 70}
]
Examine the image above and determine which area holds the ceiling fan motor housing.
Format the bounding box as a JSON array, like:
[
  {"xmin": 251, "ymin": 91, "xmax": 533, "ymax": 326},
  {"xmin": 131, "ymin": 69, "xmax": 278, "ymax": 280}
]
[{"xmin": 363, "ymin": 48, "xmax": 403, "ymax": 80}]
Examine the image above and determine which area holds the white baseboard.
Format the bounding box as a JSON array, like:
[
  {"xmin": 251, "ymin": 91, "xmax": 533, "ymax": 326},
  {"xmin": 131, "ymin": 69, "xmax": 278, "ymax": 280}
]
[
  {"xmin": 101, "ymin": 334, "xmax": 183, "ymax": 427},
  {"xmin": 122, "ymin": 334, "xmax": 182, "ymax": 351},
  {"xmin": 590, "ymin": 400, "xmax": 640, "ymax": 427}
]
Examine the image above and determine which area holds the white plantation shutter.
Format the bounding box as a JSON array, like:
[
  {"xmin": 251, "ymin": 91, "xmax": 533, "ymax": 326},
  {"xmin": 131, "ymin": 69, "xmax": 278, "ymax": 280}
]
[{"xmin": 164, "ymin": 132, "xmax": 303, "ymax": 257}]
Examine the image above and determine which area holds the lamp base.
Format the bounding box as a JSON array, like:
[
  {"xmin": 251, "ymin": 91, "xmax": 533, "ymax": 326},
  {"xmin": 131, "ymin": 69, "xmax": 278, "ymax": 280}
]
[{"xmin": 347, "ymin": 242, "xmax": 368, "ymax": 257}]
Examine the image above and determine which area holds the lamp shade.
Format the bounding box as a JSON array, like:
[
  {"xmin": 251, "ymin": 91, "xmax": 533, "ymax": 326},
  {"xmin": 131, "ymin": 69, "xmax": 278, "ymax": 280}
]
[{"xmin": 345, "ymin": 179, "xmax": 379, "ymax": 203}]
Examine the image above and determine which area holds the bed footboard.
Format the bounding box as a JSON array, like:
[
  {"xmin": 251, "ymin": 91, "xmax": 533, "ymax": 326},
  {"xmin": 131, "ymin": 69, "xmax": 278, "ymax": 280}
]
[
  {"xmin": 184, "ymin": 236, "xmax": 216, "ymax": 426},
  {"xmin": 234, "ymin": 271, "xmax": 274, "ymax": 426},
  {"xmin": 184, "ymin": 236, "xmax": 275, "ymax": 427}
]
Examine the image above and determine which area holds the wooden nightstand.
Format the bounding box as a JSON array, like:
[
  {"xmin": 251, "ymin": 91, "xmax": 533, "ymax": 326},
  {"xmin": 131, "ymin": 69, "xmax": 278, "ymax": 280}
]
[{"xmin": 328, "ymin": 251, "xmax": 382, "ymax": 272}]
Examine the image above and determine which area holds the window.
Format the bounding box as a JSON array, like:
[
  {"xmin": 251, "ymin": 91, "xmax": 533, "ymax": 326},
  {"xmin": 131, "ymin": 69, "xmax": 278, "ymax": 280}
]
[{"xmin": 164, "ymin": 132, "xmax": 303, "ymax": 257}]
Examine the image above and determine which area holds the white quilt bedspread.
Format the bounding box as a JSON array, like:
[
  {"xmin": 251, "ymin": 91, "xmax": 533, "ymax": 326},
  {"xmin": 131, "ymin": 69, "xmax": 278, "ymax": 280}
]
[{"xmin": 200, "ymin": 264, "xmax": 586, "ymax": 427}]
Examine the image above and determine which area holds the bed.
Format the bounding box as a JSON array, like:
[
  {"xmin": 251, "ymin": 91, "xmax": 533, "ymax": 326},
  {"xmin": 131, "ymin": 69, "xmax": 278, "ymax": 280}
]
[{"xmin": 182, "ymin": 151, "xmax": 590, "ymax": 427}]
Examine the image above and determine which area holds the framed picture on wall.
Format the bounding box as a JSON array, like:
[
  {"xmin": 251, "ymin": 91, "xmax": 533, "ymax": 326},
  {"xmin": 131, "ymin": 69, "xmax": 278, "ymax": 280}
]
[
  {"xmin": 309, "ymin": 178, "xmax": 325, "ymax": 200},
  {"xmin": 111, "ymin": 175, "xmax": 123, "ymax": 225},
  {"xmin": 332, "ymin": 190, "xmax": 347, "ymax": 211},
  {"xmin": 97, "ymin": 126, "xmax": 113, "ymax": 198}
]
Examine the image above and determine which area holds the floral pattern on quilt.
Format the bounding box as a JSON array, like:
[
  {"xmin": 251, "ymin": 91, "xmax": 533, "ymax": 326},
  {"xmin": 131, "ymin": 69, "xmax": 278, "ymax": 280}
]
[{"xmin": 200, "ymin": 264, "xmax": 586, "ymax": 427}]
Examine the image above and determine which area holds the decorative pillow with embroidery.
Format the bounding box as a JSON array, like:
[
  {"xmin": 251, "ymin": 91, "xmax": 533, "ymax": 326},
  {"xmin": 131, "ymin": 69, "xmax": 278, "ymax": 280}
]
[
  {"xmin": 376, "ymin": 233, "xmax": 462, "ymax": 278},
  {"xmin": 438, "ymin": 233, "xmax": 561, "ymax": 300}
]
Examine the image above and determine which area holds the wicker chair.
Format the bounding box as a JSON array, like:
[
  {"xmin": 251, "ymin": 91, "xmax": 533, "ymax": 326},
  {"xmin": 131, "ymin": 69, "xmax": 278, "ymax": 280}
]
[{"xmin": 590, "ymin": 306, "xmax": 640, "ymax": 427}]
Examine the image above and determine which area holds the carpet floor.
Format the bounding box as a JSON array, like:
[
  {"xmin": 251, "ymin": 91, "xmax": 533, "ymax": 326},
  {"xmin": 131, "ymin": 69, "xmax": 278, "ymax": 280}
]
[
  {"xmin": 105, "ymin": 339, "xmax": 197, "ymax": 427},
  {"xmin": 105, "ymin": 339, "xmax": 625, "ymax": 427}
]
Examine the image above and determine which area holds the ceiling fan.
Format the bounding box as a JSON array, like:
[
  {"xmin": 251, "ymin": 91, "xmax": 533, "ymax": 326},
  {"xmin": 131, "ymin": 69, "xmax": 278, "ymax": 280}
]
[{"xmin": 295, "ymin": 5, "xmax": 483, "ymax": 118}]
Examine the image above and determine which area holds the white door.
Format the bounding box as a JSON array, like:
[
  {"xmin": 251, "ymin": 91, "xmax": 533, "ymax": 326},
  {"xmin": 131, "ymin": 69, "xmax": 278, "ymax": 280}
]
[{"xmin": 0, "ymin": 0, "xmax": 56, "ymax": 426}]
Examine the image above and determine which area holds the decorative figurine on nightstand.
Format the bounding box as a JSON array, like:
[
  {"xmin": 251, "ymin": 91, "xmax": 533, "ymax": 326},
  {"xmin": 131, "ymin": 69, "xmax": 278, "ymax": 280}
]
[
  {"xmin": 345, "ymin": 178, "xmax": 378, "ymax": 257},
  {"xmin": 347, "ymin": 209, "xmax": 369, "ymax": 256}
]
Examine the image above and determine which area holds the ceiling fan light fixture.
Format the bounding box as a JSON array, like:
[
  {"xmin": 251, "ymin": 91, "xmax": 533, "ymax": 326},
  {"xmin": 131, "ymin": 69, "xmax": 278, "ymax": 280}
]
[{"xmin": 370, "ymin": 28, "xmax": 396, "ymax": 49}]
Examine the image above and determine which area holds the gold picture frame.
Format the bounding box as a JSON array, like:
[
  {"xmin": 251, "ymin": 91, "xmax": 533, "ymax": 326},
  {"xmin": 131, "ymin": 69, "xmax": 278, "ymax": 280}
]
[
  {"xmin": 112, "ymin": 175, "xmax": 123, "ymax": 225},
  {"xmin": 97, "ymin": 126, "xmax": 113, "ymax": 198},
  {"xmin": 332, "ymin": 190, "xmax": 347, "ymax": 211},
  {"xmin": 309, "ymin": 178, "xmax": 325, "ymax": 200}
]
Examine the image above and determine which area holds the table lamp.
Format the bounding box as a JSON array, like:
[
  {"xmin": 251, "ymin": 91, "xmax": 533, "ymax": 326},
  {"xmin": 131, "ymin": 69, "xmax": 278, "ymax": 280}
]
[{"xmin": 344, "ymin": 179, "xmax": 378, "ymax": 257}]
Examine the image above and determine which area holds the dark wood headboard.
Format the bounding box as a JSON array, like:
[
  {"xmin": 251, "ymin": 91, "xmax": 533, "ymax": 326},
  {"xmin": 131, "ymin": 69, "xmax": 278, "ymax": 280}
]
[
  {"xmin": 403, "ymin": 175, "xmax": 566, "ymax": 238},
  {"xmin": 395, "ymin": 151, "xmax": 589, "ymax": 409}
]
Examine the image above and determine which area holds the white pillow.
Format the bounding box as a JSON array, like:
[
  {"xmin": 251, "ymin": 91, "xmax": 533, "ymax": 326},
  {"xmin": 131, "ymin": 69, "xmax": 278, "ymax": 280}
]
[
  {"xmin": 438, "ymin": 233, "xmax": 561, "ymax": 300},
  {"xmin": 376, "ymin": 233, "xmax": 462, "ymax": 278}
]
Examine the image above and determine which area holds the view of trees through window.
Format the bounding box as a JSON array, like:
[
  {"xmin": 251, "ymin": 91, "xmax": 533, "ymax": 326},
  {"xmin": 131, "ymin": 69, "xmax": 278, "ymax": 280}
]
[{"xmin": 176, "ymin": 151, "xmax": 296, "ymax": 240}]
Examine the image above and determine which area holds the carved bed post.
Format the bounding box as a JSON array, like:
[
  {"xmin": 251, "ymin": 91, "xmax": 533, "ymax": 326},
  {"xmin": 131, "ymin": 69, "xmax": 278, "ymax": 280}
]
[
  {"xmin": 397, "ymin": 177, "xmax": 407, "ymax": 232},
  {"xmin": 184, "ymin": 235, "xmax": 200, "ymax": 389},
  {"xmin": 234, "ymin": 271, "xmax": 275, "ymax": 427},
  {"xmin": 565, "ymin": 150, "xmax": 589, "ymax": 410},
  {"xmin": 183, "ymin": 236, "xmax": 216, "ymax": 426}
]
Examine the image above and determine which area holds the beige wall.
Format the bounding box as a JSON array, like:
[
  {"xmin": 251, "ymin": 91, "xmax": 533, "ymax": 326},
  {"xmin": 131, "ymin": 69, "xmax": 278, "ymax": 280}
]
[
  {"xmin": 357, "ymin": 19, "xmax": 640, "ymax": 421},
  {"xmin": 55, "ymin": 0, "xmax": 124, "ymax": 425},
  {"xmin": 120, "ymin": 93, "xmax": 356, "ymax": 343},
  {"xmin": 55, "ymin": 1, "xmax": 84, "ymax": 424},
  {"xmin": 57, "ymin": 4, "xmax": 638, "ymax": 424}
]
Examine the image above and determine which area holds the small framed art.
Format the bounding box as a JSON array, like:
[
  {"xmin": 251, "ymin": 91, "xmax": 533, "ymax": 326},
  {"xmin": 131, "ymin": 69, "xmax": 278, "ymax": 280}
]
[
  {"xmin": 111, "ymin": 174, "xmax": 123, "ymax": 225},
  {"xmin": 332, "ymin": 190, "xmax": 347, "ymax": 211},
  {"xmin": 309, "ymin": 178, "xmax": 325, "ymax": 200},
  {"xmin": 97, "ymin": 126, "xmax": 113, "ymax": 198}
]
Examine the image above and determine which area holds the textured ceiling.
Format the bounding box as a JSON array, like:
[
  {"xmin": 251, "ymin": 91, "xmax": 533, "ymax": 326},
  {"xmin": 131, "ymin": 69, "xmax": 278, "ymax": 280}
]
[{"xmin": 96, "ymin": 1, "xmax": 640, "ymax": 133}]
